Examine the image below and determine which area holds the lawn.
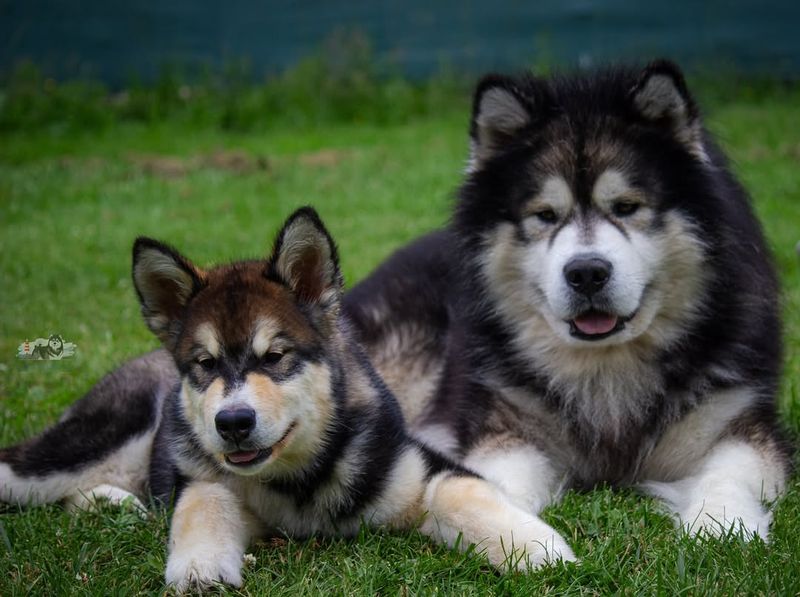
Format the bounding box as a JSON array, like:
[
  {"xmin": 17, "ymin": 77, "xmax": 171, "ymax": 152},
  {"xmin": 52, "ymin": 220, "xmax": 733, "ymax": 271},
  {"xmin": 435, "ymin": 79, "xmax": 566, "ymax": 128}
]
[{"xmin": 1, "ymin": 83, "xmax": 799, "ymax": 595}]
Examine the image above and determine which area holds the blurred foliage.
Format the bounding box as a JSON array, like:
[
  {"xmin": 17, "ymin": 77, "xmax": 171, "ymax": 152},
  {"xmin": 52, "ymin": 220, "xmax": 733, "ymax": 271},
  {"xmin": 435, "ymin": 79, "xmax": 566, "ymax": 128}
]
[
  {"xmin": 0, "ymin": 31, "xmax": 471, "ymax": 133},
  {"xmin": 2, "ymin": 29, "xmax": 798, "ymax": 134}
]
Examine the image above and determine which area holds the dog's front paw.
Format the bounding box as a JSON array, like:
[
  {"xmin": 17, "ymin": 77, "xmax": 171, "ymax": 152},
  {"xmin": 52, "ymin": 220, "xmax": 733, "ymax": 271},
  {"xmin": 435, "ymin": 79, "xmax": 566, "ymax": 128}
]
[
  {"xmin": 515, "ymin": 528, "xmax": 577, "ymax": 570},
  {"xmin": 680, "ymin": 500, "xmax": 771, "ymax": 541},
  {"xmin": 165, "ymin": 545, "xmax": 244, "ymax": 592},
  {"xmin": 470, "ymin": 512, "xmax": 578, "ymax": 571},
  {"xmin": 497, "ymin": 524, "xmax": 577, "ymax": 572},
  {"xmin": 421, "ymin": 474, "xmax": 578, "ymax": 573}
]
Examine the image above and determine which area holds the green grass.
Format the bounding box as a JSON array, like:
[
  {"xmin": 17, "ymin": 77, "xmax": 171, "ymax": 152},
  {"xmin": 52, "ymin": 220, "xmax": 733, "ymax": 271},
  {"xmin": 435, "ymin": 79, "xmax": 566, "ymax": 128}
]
[{"xmin": 1, "ymin": 85, "xmax": 799, "ymax": 595}]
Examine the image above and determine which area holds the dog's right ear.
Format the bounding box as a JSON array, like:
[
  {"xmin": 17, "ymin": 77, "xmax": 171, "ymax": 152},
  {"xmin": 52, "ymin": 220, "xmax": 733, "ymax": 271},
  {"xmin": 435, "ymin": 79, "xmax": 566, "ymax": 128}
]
[
  {"xmin": 132, "ymin": 238, "xmax": 205, "ymax": 347},
  {"xmin": 469, "ymin": 74, "xmax": 537, "ymax": 170}
]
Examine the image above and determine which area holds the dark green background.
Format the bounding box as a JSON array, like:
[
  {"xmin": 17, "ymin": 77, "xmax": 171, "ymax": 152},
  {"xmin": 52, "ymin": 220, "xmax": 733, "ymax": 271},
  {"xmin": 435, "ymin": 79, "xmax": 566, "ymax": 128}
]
[{"xmin": 2, "ymin": 0, "xmax": 799, "ymax": 85}]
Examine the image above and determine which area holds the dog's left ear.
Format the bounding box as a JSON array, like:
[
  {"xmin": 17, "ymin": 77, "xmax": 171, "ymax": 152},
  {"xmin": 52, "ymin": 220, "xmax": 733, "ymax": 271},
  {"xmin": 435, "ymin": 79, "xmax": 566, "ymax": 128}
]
[
  {"xmin": 630, "ymin": 60, "xmax": 706, "ymax": 160},
  {"xmin": 267, "ymin": 207, "xmax": 343, "ymax": 311}
]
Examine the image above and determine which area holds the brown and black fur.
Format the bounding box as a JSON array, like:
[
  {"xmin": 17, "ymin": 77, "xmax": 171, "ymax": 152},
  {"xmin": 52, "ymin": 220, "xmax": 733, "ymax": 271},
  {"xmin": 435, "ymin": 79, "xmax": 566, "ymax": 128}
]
[{"xmin": 1, "ymin": 207, "xmax": 575, "ymax": 591}]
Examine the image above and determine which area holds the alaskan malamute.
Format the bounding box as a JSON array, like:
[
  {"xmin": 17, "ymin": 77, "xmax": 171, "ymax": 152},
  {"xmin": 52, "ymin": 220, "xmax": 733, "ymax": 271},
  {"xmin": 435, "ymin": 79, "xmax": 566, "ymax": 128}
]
[
  {"xmin": 2, "ymin": 61, "xmax": 792, "ymax": 583},
  {"xmin": 346, "ymin": 60, "xmax": 792, "ymax": 553},
  {"xmin": 0, "ymin": 208, "xmax": 573, "ymax": 591}
]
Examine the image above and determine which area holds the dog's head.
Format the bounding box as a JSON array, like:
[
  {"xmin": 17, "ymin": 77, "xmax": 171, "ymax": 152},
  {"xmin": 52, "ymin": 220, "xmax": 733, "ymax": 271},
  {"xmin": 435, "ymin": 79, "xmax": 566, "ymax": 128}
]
[
  {"xmin": 133, "ymin": 207, "xmax": 343, "ymax": 477},
  {"xmin": 459, "ymin": 61, "xmax": 712, "ymax": 351},
  {"xmin": 48, "ymin": 334, "xmax": 64, "ymax": 353}
]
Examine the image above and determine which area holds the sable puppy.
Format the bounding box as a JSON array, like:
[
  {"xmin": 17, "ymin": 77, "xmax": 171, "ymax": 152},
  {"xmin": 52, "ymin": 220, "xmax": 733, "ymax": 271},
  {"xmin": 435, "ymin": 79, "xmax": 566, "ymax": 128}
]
[{"xmin": 1, "ymin": 207, "xmax": 572, "ymax": 591}]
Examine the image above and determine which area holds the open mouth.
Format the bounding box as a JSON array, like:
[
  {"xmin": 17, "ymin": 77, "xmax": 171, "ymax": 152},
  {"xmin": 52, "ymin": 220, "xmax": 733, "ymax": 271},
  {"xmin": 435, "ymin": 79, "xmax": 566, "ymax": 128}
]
[
  {"xmin": 224, "ymin": 422, "xmax": 297, "ymax": 468},
  {"xmin": 568, "ymin": 309, "xmax": 631, "ymax": 341}
]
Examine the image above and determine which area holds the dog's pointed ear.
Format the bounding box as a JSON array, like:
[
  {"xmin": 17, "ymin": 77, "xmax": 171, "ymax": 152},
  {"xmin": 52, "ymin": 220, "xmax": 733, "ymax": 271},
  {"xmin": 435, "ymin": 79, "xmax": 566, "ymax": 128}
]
[
  {"xmin": 469, "ymin": 74, "xmax": 536, "ymax": 170},
  {"xmin": 630, "ymin": 60, "xmax": 706, "ymax": 159},
  {"xmin": 132, "ymin": 238, "xmax": 205, "ymax": 346},
  {"xmin": 267, "ymin": 207, "xmax": 343, "ymax": 310}
]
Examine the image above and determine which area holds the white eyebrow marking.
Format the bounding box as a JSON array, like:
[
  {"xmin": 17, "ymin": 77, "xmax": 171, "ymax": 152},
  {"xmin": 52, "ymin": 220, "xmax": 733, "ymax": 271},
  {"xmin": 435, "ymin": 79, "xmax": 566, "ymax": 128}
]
[
  {"xmin": 194, "ymin": 322, "xmax": 220, "ymax": 358},
  {"xmin": 537, "ymin": 176, "xmax": 573, "ymax": 211},
  {"xmin": 251, "ymin": 317, "xmax": 280, "ymax": 358},
  {"xmin": 593, "ymin": 169, "xmax": 631, "ymax": 205}
]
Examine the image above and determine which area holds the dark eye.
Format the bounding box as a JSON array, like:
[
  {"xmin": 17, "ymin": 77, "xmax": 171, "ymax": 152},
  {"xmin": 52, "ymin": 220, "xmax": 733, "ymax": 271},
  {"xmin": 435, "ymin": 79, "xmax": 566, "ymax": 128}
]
[
  {"xmin": 612, "ymin": 201, "xmax": 640, "ymax": 217},
  {"xmin": 534, "ymin": 209, "xmax": 558, "ymax": 224},
  {"xmin": 263, "ymin": 351, "xmax": 284, "ymax": 365},
  {"xmin": 197, "ymin": 357, "xmax": 217, "ymax": 372}
]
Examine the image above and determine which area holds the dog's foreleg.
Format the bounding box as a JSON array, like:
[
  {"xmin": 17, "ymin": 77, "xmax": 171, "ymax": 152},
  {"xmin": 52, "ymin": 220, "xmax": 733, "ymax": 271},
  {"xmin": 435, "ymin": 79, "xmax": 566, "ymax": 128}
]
[
  {"xmin": 165, "ymin": 481, "xmax": 259, "ymax": 591},
  {"xmin": 462, "ymin": 443, "xmax": 566, "ymax": 514},
  {"xmin": 420, "ymin": 472, "xmax": 576, "ymax": 571},
  {"xmin": 641, "ymin": 439, "xmax": 786, "ymax": 540}
]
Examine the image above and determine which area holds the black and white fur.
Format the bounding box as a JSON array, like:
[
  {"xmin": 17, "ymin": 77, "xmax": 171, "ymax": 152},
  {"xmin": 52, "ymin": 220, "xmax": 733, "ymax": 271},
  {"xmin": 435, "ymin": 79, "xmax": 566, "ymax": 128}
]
[
  {"xmin": 346, "ymin": 61, "xmax": 793, "ymax": 549},
  {"xmin": 0, "ymin": 208, "xmax": 573, "ymax": 591},
  {"xmin": 2, "ymin": 62, "xmax": 792, "ymax": 581}
]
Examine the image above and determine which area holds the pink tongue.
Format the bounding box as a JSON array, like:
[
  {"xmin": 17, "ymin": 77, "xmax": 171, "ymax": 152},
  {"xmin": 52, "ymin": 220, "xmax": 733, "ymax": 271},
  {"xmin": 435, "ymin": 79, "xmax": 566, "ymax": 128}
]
[
  {"xmin": 227, "ymin": 450, "xmax": 259, "ymax": 464},
  {"xmin": 573, "ymin": 312, "xmax": 618, "ymax": 335}
]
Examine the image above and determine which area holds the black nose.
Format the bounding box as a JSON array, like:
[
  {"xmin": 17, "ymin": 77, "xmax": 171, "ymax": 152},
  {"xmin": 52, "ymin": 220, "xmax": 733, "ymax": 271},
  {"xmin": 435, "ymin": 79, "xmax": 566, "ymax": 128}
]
[
  {"xmin": 563, "ymin": 256, "xmax": 613, "ymax": 296},
  {"xmin": 215, "ymin": 408, "xmax": 256, "ymax": 442}
]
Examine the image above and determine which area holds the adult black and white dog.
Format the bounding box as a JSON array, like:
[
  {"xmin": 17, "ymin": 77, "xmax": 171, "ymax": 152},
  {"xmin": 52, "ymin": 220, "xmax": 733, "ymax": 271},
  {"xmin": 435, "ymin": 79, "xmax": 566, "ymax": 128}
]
[{"xmin": 346, "ymin": 60, "xmax": 792, "ymax": 550}]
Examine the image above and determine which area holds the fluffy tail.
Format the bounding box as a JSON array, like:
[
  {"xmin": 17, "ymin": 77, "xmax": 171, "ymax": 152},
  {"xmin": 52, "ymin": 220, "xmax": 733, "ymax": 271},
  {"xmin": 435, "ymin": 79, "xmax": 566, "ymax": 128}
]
[{"xmin": 0, "ymin": 350, "xmax": 176, "ymax": 507}]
